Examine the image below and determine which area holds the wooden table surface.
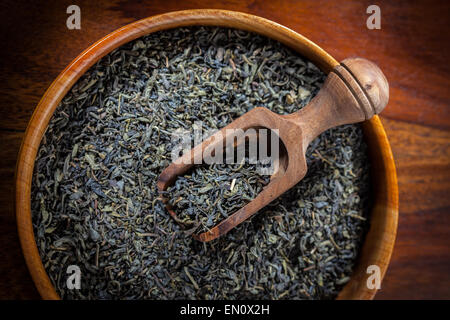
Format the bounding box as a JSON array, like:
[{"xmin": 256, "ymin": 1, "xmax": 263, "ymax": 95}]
[{"xmin": 0, "ymin": 0, "xmax": 448, "ymax": 300}]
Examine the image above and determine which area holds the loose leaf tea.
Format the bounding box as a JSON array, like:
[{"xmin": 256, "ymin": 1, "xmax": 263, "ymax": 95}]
[
  {"xmin": 166, "ymin": 159, "xmax": 271, "ymax": 234},
  {"xmin": 32, "ymin": 27, "xmax": 371, "ymax": 300}
]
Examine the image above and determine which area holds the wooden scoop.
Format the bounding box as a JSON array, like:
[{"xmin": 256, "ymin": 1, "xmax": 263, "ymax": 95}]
[{"xmin": 157, "ymin": 57, "xmax": 389, "ymax": 242}]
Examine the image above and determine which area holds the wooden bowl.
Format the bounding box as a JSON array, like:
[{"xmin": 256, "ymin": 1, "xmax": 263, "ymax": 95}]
[{"xmin": 15, "ymin": 9, "xmax": 398, "ymax": 300}]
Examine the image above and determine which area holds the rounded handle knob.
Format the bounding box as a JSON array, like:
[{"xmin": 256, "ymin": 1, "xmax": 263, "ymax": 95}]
[
  {"xmin": 290, "ymin": 57, "xmax": 389, "ymax": 147},
  {"xmin": 337, "ymin": 57, "xmax": 389, "ymax": 119}
]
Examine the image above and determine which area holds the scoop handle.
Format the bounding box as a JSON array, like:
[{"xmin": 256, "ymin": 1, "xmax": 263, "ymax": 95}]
[{"xmin": 290, "ymin": 57, "xmax": 389, "ymax": 147}]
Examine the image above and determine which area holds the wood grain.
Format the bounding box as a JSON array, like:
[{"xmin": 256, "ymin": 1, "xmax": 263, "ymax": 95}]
[
  {"xmin": 0, "ymin": 0, "xmax": 448, "ymax": 299},
  {"xmin": 376, "ymin": 118, "xmax": 450, "ymax": 299},
  {"xmin": 158, "ymin": 57, "xmax": 391, "ymax": 244},
  {"xmin": 14, "ymin": 10, "xmax": 397, "ymax": 300}
]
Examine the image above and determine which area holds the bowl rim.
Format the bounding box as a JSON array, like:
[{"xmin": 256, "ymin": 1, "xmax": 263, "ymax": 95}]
[{"xmin": 15, "ymin": 9, "xmax": 398, "ymax": 300}]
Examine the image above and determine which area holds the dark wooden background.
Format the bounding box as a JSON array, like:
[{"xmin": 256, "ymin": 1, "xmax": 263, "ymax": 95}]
[{"xmin": 0, "ymin": 0, "xmax": 449, "ymax": 299}]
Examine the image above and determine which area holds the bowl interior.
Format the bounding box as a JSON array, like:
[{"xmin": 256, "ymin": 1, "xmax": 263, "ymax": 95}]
[{"xmin": 16, "ymin": 9, "xmax": 398, "ymax": 300}]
